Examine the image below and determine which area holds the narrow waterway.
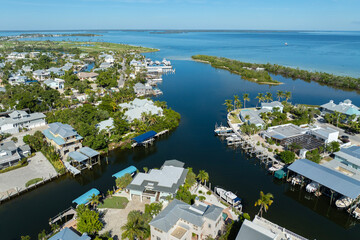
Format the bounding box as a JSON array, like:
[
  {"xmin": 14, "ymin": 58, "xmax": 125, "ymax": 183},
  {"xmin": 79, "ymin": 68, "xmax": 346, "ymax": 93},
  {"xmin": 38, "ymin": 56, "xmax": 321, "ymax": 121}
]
[{"xmin": 1, "ymin": 59, "xmax": 360, "ymax": 239}]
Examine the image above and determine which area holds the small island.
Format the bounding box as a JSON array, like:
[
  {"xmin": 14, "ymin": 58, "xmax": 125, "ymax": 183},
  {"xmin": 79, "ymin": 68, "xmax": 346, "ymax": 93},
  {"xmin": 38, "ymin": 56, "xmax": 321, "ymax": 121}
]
[
  {"xmin": 192, "ymin": 55, "xmax": 282, "ymax": 85},
  {"xmin": 193, "ymin": 54, "xmax": 360, "ymax": 91}
]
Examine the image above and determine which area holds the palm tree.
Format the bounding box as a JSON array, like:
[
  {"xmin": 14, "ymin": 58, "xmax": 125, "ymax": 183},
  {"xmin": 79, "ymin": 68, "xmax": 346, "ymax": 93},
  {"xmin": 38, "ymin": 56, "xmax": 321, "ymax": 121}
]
[
  {"xmin": 121, "ymin": 211, "xmax": 150, "ymax": 240},
  {"xmin": 243, "ymin": 93, "xmax": 250, "ymax": 108},
  {"xmin": 107, "ymin": 190, "xmax": 114, "ymax": 197},
  {"xmin": 265, "ymin": 92, "xmax": 273, "ymax": 103},
  {"xmin": 143, "ymin": 167, "xmax": 148, "ymax": 173},
  {"xmin": 88, "ymin": 193, "xmax": 100, "ymax": 207},
  {"xmin": 197, "ymin": 170, "xmax": 209, "ymax": 185},
  {"xmin": 244, "ymin": 114, "xmax": 250, "ymax": 124},
  {"xmin": 276, "ymin": 90, "xmax": 283, "ymax": 101},
  {"xmin": 224, "ymin": 99, "xmax": 233, "ymax": 113},
  {"xmin": 284, "ymin": 91, "xmax": 291, "ymax": 102},
  {"xmin": 255, "ymin": 93, "xmax": 264, "ymax": 108},
  {"xmin": 234, "ymin": 95, "xmax": 242, "ymax": 110},
  {"xmin": 254, "ymin": 191, "xmax": 274, "ymax": 217}
]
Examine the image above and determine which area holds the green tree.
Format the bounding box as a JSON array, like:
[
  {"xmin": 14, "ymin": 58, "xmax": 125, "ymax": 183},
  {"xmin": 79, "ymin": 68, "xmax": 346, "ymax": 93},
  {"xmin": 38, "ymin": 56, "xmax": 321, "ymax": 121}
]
[
  {"xmin": 143, "ymin": 167, "xmax": 148, "ymax": 173},
  {"xmin": 254, "ymin": 191, "xmax": 274, "ymax": 217},
  {"xmin": 115, "ymin": 173, "xmax": 133, "ymax": 189},
  {"xmin": 145, "ymin": 202, "xmax": 163, "ymax": 217},
  {"xmin": 234, "ymin": 95, "xmax": 242, "ymax": 110},
  {"xmin": 11, "ymin": 137, "xmax": 18, "ymax": 143},
  {"xmin": 38, "ymin": 229, "xmax": 46, "ymax": 240},
  {"xmin": 284, "ymin": 91, "xmax": 291, "ymax": 102},
  {"xmin": 88, "ymin": 193, "xmax": 100, "ymax": 207},
  {"xmin": 77, "ymin": 206, "xmax": 103, "ymax": 235},
  {"xmin": 185, "ymin": 167, "xmax": 197, "ymax": 188},
  {"xmin": 255, "ymin": 93, "xmax": 264, "ymax": 107},
  {"xmin": 243, "ymin": 93, "xmax": 250, "ymax": 108},
  {"xmin": 121, "ymin": 210, "xmax": 150, "ymax": 240},
  {"xmin": 279, "ymin": 150, "xmax": 296, "ymax": 164},
  {"xmin": 197, "ymin": 170, "xmax": 209, "ymax": 185},
  {"xmin": 224, "ymin": 99, "xmax": 233, "ymax": 113},
  {"xmin": 276, "ymin": 90, "xmax": 284, "ymax": 101},
  {"xmin": 265, "ymin": 92, "xmax": 273, "ymax": 102}
]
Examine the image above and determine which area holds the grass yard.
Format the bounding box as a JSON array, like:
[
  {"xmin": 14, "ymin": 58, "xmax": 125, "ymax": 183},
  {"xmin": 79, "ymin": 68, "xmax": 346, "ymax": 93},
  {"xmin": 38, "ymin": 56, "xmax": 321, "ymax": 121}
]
[
  {"xmin": 25, "ymin": 177, "xmax": 43, "ymax": 187},
  {"xmin": 229, "ymin": 109, "xmax": 242, "ymax": 124},
  {"xmin": 98, "ymin": 196, "xmax": 129, "ymax": 209}
]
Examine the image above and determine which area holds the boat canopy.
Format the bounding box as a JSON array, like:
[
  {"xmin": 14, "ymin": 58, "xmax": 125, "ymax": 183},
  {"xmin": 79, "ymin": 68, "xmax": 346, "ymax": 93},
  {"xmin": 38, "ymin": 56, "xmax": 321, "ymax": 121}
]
[
  {"xmin": 112, "ymin": 166, "xmax": 137, "ymax": 179},
  {"xmin": 274, "ymin": 169, "xmax": 286, "ymax": 179},
  {"xmin": 132, "ymin": 131, "xmax": 157, "ymax": 143},
  {"xmin": 72, "ymin": 188, "xmax": 100, "ymax": 206}
]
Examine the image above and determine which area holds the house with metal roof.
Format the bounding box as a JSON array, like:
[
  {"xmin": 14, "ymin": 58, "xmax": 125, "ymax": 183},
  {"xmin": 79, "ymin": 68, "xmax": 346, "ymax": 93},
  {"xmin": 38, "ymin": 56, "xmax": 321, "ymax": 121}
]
[
  {"xmin": 33, "ymin": 69, "xmax": 50, "ymax": 81},
  {"xmin": 43, "ymin": 122, "xmax": 83, "ymax": 157},
  {"xmin": 133, "ymin": 83, "xmax": 154, "ymax": 97},
  {"xmin": 48, "ymin": 227, "xmax": 90, "ymax": 240},
  {"xmin": 127, "ymin": 160, "xmax": 188, "ymax": 203},
  {"xmin": 235, "ymin": 216, "xmax": 307, "ymax": 240},
  {"xmin": 320, "ymin": 99, "xmax": 360, "ymax": 118},
  {"xmin": 119, "ymin": 98, "xmax": 163, "ymax": 122},
  {"xmin": 150, "ymin": 199, "xmax": 224, "ymax": 240},
  {"xmin": 324, "ymin": 146, "xmax": 360, "ymax": 178},
  {"xmin": 239, "ymin": 109, "xmax": 267, "ymax": 128},
  {"xmin": 261, "ymin": 101, "xmax": 284, "ymax": 113},
  {"xmin": 0, "ymin": 141, "xmax": 30, "ymax": 170},
  {"xmin": 95, "ymin": 118, "xmax": 114, "ymax": 132},
  {"xmin": 48, "ymin": 67, "xmax": 65, "ymax": 77},
  {"xmin": 0, "ymin": 110, "xmax": 46, "ymax": 134},
  {"xmin": 308, "ymin": 126, "xmax": 339, "ymax": 144}
]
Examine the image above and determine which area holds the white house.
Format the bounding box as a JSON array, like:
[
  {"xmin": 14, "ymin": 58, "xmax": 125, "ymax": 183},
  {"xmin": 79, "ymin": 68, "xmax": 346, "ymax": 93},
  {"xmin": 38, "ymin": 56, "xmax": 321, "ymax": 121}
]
[
  {"xmin": 261, "ymin": 101, "xmax": 284, "ymax": 113},
  {"xmin": 119, "ymin": 98, "xmax": 163, "ymax": 122},
  {"xmin": 43, "ymin": 78, "xmax": 65, "ymax": 91},
  {"xmin": 0, "ymin": 110, "xmax": 46, "ymax": 134},
  {"xmin": 126, "ymin": 160, "xmax": 188, "ymax": 202},
  {"xmin": 150, "ymin": 199, "xmax": 224, "ymax": 240}
]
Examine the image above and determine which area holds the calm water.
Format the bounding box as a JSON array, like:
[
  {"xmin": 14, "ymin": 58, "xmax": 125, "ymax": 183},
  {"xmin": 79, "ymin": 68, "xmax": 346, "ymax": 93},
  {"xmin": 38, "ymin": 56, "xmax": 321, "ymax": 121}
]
[{"xmin": 1, "ymin": 31, "xmax": 360, "ymax": 240}]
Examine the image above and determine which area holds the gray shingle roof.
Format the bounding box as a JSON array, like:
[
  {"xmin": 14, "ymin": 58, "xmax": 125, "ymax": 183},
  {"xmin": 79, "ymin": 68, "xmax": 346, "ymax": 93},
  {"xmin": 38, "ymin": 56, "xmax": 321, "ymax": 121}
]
[
  {"xmin": 334, "ymin": 146, "xmax": 360, "ymax": 167},
  {"xmin": 235, "ymin": 219, "xmax": 276, "ymax": 240},
  {"xmin": 150, "ymin": 199, "xmax": 223, "ymax": 232},
  {"xmin": 48, "ymin": 122, "xmax": 79, "ymax": 138}
]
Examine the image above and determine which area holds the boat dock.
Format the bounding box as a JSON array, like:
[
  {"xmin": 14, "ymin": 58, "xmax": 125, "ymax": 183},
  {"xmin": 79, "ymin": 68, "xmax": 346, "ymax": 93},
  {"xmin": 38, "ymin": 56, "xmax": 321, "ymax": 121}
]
[{"xmin": 132, "ymin": 129, "xmax": 169, "ymax": 148}]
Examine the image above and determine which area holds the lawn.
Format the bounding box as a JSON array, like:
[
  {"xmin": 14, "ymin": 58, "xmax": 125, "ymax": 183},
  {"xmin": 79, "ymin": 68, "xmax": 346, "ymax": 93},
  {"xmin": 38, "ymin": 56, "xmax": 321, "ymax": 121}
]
[
  {"xmin": 98, "ymin": 196, "xmax": 129, "ymax": 209},
  {"xmin": 25, "ymin": 177, "xmax": 43, "ymax": 187},
  {"xmin": 229, "ymin": 110, "xmax": 242, "ymax": 124}
]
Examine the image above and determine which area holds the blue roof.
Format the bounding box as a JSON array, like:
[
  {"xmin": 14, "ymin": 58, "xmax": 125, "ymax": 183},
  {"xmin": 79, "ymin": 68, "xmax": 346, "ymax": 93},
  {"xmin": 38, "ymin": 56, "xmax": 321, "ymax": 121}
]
[
  {"xmin": 288, "ymin": 159, "xmax": 360, "ymax": 199},
  {"xmin": 43, "ymin": 129, "xmax": 66, "ymax": 145},
  {"xmin": 68, "ymin": 151, "xmax": 88, "ymax": 162},
  {"xmin": 72, "ymin": 188, "xmax": 100, "ymax": 205},
  {"xmin": 132, "ymin": 130, "xmax": 157, "ymax": 143},
  {"xmin": 79, "ymin": 147, "xmax": 99, "ymax": 158},
  {"xmin": 112, "ymin": 166, "xmax": 137, "ymax": 178},
  {"xmin": 48, "ymin": 228, "xmax": 90, "ymax": 240}
]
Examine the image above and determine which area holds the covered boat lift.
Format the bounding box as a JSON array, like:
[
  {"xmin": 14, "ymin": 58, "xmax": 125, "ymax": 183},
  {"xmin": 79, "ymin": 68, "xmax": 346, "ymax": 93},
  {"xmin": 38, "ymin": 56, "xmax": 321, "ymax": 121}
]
[
  {"xmin": 72, "ymin": 188, "xmax": 100, "ymax": 206},
  {"xmin": 132, "ymin": 130, "xmax": 157, "ymax": 147},
  {"xmin": 288, "ymin": 159, "xmax": 360, "ymax": 206},
  {"xmin": 112, "ymin": 166, "xmax": 138, "ymax": 179}
]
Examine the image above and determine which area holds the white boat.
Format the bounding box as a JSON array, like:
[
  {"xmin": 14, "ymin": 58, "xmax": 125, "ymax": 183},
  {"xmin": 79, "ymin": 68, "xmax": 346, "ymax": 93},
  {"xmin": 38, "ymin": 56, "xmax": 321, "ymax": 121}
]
[
  {"xmin": 291, "ymin": 175, "xmax": 302, "ymax": 185},
  {"xmin": 153, "ymin": 88, "xmax": 163, "ymax": 95},
  {"xmin": 306, "ymin": 182, "xmax": 320, "ymax": 193},
  {"xmin": 336, "ymin": 196, "xmax": 354, "ymax": 209},
  {"xmin": 214, "ymin": 126, "xmax": 233, "ymax": 135},
  {"xmin": 285, "ymin": 42, "xmax": 288, "ymax": 46},
  {"xmin": 268, "ymin": 164, "xmax": 283, "ymax": 172},
  {"xmin": 215, "ymin": 187, "xmax": 241, "ymax": 206}
]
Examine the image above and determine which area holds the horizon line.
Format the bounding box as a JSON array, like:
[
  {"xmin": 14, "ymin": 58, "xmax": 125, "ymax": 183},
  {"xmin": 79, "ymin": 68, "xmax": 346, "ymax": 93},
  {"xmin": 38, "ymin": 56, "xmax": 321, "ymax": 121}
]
[{"xmin": 1, "ymin": 29, "xmax": 360, "ymax": 32}]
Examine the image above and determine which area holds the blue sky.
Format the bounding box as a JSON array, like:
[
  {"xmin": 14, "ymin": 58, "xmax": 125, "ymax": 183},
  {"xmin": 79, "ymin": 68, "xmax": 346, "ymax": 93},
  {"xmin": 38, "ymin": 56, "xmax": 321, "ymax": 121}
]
[{"xmin": 1, "ymin": 0, "xmax": 360, "ymax": 30}]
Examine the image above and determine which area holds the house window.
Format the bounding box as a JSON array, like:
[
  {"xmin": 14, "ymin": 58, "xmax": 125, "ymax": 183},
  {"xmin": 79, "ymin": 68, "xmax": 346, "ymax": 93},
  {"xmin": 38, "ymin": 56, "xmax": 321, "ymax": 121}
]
[
  {"xmin": 208, "ymin": 224, "xmax": 211, "ymax": 228},
  {"xmin": 156, "ymin": 237, "xmax": 161, "ymax": 240}
]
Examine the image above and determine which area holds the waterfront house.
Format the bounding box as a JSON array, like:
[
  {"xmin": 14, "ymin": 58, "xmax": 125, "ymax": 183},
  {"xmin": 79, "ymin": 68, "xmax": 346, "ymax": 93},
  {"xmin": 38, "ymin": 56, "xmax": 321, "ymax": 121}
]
[
  {"xmin": 235, "ymin": 216, "xmax": 308, "ymax": 240},
  {"xmin": 308, "ymin": 126, "xmax": 339, "ymax": 144},
  {"xmin": 99, "ymin": 62, "xmax": 112, "ymax": 69},
  {"xmin": 77, "ymin": 72, "xmax": 99, "ymax": 81},
  {"xmin": 43, "ymin": 78, "xmax": 65, "ymax": 91},
  {"xmin": 119, "ymin": 98, "xmax": 163, "ymax": 122},
  {"xmin": 126, "ymin": 160, "xmax": 188, "ymax": 202},
  {"xmin": 133, "ymin": 82, "xmax": 153, "ymax": 96},
  {"xmin": 261, "ymin": 101, "xmax": 284, "ymax": 113},
  {"xmin": 261, "ymin": 123, "xmax": 324, "ymax": 150},
  {"xmin": 0, "ymin": 110, "xmax": 46, "ymax": 134},
  {"xmin": 62, "ymin": 63, "xmax": 73, "ymax": 72},
  {"xmin": 0, "ymin": 141, "xmax": 30, "ymax": 170},
  {"xmin": 150, "ymin": 199, "xmax": 224, "ymax": 240},
  {"xmin": 48, "ymin": 227, "xmax": 90, "ymax": 240},
  {"xmin": 320, "ymin": 99, "xmax": 360, "ymax": 119},
  {"xmin": 239, "ymin": 109, "xmax": 266, "ymax": 128},
  {"xmin": 324, "ymin": 146, "xmax": 360, "ymax": 178},
  {"xmin": 43, "ymin": 122, "xmax": 83, "ymax": 157}
]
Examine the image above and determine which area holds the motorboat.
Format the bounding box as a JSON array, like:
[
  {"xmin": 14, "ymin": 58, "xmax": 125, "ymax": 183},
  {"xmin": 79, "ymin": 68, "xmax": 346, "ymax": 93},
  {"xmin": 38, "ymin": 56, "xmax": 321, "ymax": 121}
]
[
  {"xmin": 291, "ymin": 175, "xmax": 302, "ymax": 185},
  {"xmin": 336, "ymin": 196, "xmax": 354, "ymax": 209},
  {"xmin": 306, "ymin": 182, "xmax": 320, "ymax": 193},
  {"xmin": 215, "ymin": 187, "xmax": 241, "ymax": 206},
  {"xmin": 268, "ymin": 164, "xmax": 283, "ymax": 172}
]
